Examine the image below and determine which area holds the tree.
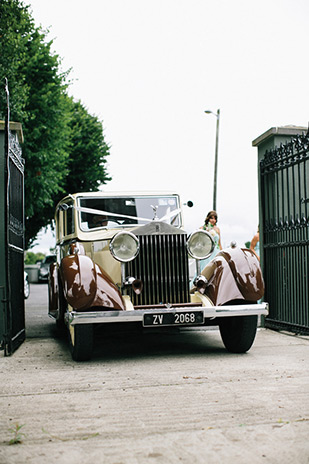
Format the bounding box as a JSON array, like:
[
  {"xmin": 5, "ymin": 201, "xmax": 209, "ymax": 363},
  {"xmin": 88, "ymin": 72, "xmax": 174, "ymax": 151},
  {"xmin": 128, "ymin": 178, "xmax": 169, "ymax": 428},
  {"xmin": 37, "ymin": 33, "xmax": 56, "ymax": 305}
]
[
  {"xmin": 0, "ymin": 0, "xmax": 70, "ymax": 246},
  {"xmin": 63, "ymin": 99, "xmax": 111, "ymax": 194},
  {"xmin": 0, "ymin": 0, "xmax": 111, "ymax": 248},
  {"xmin": 0, "ymin": 0, "xmax": 31, "ymax": 121},
  {"xmin": 24, "ymin": 251, "xmax": 45, "ymax": 265}
]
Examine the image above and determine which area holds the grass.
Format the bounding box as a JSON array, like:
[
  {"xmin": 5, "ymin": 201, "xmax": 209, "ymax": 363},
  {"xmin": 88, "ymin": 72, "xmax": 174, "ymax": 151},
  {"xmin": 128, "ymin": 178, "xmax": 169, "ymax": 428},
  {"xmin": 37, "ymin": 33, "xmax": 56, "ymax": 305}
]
[{"xmin": 8, "ymin": 423, "xmax": 26, "ymax": 445}]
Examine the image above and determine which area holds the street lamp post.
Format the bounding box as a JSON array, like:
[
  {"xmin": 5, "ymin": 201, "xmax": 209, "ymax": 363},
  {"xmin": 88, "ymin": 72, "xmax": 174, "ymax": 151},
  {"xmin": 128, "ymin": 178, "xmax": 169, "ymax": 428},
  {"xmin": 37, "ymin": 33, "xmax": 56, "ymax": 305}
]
[{"xmin": 204, "ymin": 109, "xmax": 220, "ymax": 211}]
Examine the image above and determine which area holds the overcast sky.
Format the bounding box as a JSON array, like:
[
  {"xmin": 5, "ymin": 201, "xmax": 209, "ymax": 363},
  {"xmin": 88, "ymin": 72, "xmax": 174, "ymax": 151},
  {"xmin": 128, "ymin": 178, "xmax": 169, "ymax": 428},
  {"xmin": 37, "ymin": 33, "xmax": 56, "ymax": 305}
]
[{"xmin": 27, "ymin": 0, "xmax": 309, "ymax": 253}]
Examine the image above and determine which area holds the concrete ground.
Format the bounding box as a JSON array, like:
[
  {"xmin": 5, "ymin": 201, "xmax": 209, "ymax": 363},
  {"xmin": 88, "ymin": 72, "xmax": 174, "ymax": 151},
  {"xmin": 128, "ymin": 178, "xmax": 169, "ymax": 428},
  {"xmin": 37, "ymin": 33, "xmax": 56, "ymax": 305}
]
[{"xmin": 0, "ymin": 284, "xmax": 309, "ymax": 464}]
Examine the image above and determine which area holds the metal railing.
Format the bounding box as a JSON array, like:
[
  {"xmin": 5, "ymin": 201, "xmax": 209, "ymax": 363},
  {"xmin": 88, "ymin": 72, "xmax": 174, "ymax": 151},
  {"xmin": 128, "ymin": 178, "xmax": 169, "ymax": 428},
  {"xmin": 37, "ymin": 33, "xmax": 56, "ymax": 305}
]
[{"xmin": 260, "ymin": 131, "xmax": 309, "ymax": 334}]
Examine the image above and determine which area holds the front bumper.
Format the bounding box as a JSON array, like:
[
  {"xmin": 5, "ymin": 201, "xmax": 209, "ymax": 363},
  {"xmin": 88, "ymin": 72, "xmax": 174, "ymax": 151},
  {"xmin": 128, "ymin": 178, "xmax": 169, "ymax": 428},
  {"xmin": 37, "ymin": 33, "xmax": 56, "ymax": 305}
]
[{"xmin": 65, "ymin": 303, "xmax": 269, "ymax": 326}]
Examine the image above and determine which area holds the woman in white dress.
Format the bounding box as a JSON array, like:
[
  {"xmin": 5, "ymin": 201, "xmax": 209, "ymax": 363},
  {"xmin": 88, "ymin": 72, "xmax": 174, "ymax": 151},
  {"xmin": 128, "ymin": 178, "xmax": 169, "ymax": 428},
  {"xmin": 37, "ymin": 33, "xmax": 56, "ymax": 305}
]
[{"xmin": 199, "ymin": 210, "xmax": 222, "ymax": 270}]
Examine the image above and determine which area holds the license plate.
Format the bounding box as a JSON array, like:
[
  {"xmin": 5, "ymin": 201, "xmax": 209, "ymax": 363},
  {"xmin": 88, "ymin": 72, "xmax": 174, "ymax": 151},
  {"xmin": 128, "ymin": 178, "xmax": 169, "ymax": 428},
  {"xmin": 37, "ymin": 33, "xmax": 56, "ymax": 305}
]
[{"xmin": 143, "ymin": 311, "xmax": 204, "ymax": 327}]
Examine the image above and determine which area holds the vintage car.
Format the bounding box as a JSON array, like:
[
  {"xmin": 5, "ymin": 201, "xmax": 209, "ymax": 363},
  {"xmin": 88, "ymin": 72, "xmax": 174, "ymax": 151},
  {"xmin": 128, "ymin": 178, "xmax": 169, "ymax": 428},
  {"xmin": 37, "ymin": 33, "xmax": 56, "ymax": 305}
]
[
  {"xmin": 38, "ymin": 254, "xmax": 57, "ymax": 282},
  {"xmin": 24, "ymin": 271, "xmax": 30, "ymax": 299},
  {"xmin": 48, "ymin": 191, "xmax": 268, "ymax": 361}
]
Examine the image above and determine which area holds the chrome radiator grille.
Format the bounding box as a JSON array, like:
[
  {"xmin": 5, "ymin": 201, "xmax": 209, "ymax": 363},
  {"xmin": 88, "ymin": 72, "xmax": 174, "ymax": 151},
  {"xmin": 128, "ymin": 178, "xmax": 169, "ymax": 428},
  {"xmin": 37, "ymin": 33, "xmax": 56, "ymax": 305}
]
[{"xmin": 127, "ymin": 233, "xmax": 190, "ymax": 306}]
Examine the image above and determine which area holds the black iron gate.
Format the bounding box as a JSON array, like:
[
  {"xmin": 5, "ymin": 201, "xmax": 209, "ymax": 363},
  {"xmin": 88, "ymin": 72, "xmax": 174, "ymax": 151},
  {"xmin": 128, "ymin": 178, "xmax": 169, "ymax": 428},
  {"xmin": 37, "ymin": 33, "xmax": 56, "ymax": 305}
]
[
  {"xmin": 0, "ymin": 80, "xmax": 25, "ymax": 355},
  {"xmin": 260, "ymin": 131, "xmax": 309, "ymax": 334}
]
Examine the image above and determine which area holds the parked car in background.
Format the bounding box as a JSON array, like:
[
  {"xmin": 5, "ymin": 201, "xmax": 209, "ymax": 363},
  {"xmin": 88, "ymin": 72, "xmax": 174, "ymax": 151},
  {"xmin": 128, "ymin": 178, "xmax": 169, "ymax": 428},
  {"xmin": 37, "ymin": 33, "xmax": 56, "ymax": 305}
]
[
  {"xmin": 48, "ymin": 191, "xmax": 268, "ymax": 361},
  {"xmin": 24, "ymin": 272, "xmax": 30, "ymax": 299},
  {"xmin": 38, "ymin": 254, "xmax": 57, "ymax": 282}
]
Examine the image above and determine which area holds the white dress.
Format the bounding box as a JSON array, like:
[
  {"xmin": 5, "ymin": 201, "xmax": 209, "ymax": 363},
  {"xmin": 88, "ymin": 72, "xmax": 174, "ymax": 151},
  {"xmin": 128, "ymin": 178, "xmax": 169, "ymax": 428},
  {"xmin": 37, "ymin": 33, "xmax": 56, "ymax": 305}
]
[{"xmin": 199, "ymin": 225, "xmax": 220, "ymax": 271}]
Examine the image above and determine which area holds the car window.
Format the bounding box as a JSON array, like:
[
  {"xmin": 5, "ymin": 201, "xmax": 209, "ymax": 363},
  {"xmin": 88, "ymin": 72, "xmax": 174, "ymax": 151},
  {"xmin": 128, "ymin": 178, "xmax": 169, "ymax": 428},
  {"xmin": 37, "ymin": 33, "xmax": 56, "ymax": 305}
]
[
  {"xmin": 78, "ymin": 196, "xmax": 181, "ymax": 230},
  {"xmin": 65, "ymin": 200, "xmax": 75, "ymax": 235}
]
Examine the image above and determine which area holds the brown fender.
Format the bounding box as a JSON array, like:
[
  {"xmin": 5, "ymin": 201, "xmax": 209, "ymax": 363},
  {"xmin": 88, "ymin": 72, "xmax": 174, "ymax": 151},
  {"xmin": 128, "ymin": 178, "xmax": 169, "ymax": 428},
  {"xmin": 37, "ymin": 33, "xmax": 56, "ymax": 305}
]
[
  {"xmin": 202, "ymin": 247, "xmax": 264, "ymax": 306},
  {"xmin": 59, "ymin": 254, "xmax": 125, "ymax": 311}
]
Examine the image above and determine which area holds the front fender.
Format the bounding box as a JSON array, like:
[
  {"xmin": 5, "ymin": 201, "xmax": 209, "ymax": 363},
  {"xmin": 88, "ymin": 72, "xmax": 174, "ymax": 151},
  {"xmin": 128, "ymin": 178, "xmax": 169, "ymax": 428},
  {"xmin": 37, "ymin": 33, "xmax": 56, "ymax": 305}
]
[
  {"xmin": 202, "ymin": 247, "xmax": 264, "ymax": 305},
  {"xmin": 60, "ymin": 254, "xmax": 125, "ymax": 311},
  {"xmin": 221, "ymin": 247, "xmax": 264, "ymax": 300}
]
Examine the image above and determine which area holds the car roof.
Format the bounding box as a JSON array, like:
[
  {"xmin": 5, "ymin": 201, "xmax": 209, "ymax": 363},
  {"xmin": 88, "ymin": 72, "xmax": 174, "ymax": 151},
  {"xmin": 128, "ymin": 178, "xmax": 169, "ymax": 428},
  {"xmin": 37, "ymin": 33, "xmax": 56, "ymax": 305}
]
[{"xmin": 58, "ymin": 191, "xmax": 179, "ymax": 203}]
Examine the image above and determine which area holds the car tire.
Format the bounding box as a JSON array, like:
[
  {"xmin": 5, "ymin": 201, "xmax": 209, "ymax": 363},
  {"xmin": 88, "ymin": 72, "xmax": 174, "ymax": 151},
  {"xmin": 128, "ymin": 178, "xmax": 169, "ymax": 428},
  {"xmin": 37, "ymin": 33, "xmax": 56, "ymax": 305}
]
[
  {"xmin": 69, "ymin": 324, "xmax": 94, "ymax": 361},
  {"xmin": 56, "ymin": 317, "xmax": 66, "ymax": 334},
  {"xmin": 56, "ymin": 275, "xmax": 67, "ymax": 335},
  {"xmin": 24, "ymin": 277, "xmax": 30, "ymax": 299},
  {"xmin": 219, "ymin": 315, "xmax": 258, "ymax": 353}
]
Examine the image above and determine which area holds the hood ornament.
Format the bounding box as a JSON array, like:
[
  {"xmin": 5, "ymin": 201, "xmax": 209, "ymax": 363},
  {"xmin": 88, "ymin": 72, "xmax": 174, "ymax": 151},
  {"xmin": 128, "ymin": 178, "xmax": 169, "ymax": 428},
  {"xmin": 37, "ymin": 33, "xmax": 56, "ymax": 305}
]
[{"xmin": 151, "ymin": 205, "xmax": 158, "ymax": 220}]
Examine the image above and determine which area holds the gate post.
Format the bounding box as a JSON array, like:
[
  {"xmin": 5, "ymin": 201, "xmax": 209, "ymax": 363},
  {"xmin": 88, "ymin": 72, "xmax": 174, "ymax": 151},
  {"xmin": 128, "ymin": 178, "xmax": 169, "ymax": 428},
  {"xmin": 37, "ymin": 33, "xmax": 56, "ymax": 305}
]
[
  {"xmin": 252, "ymin": 125, "xmax": 308, "ymax": 333},
  {"xmin": 0, "ymin": 122, "xmax": 6, "ymax": 348},
  {"xmin": 252, "ymin": 126, "xmax": 306, "ymax": 269},
  {"xmin": 0, "ymin": 120, "xmax": 24, "ymax": 354}
]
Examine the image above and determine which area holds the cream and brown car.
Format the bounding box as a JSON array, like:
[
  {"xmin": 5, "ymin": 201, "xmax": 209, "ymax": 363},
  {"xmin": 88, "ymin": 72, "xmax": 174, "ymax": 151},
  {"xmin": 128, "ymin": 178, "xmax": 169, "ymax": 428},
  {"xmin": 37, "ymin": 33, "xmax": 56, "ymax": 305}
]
[{"xmin": 48, "ymin": 192, "xmax": 268, "ymax": 361}]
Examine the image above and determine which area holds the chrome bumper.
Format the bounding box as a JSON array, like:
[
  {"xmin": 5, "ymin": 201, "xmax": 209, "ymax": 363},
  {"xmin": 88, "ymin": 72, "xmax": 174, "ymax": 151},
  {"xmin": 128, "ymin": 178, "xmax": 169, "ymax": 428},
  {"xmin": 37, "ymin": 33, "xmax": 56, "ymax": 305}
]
[{"xmin": 66, "ymin": 303, "xmax": 269, "ymax": 326}]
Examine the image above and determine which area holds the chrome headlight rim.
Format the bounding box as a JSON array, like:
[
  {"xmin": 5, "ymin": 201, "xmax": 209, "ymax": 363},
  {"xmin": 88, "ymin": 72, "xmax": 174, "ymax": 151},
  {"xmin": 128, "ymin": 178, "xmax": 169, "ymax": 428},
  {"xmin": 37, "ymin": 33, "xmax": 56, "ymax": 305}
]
[
  {"xmin": 109, "ymin": 231, "xmax": 140, "ymax": 263},
  {"xmin": 187, "ymin": 229, "xmax": 215, "ymax": 260}
]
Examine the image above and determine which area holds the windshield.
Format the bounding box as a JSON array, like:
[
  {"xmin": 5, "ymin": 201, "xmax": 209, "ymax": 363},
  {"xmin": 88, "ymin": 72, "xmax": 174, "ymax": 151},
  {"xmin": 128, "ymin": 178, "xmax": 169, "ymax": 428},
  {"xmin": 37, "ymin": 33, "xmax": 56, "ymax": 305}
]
[{"xmin": 78, "ymin": 195, "xmax": 181, "ymax": 231}]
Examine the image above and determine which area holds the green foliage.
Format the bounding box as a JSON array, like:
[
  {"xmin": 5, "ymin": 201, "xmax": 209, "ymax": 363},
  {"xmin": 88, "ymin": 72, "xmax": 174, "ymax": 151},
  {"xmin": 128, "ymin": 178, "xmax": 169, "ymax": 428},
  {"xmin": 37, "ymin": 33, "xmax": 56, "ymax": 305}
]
[
  {"xmin": 64, "ymin": 99, "xmax": 111, "ymax": 194},
  {"xmin": 0, "ymin": 0, "xmax": 70, "ymax": 246},
  {"xmin": 24, "ymin": 251, "xmax": 45, "ymax": 264},
  {"xmin": 8, "ymin": 423, "xmax": 26, "ymax": 445},
  {"xmin": 0, "ymin": 1, "xmax": 32, "ymax": 120},
  {"xmin": 0, "ymin": 0, "xmax": 111, "ymax": 248},
  {"xmin": 245, "ymin": 241, "xmax": 251, "ymax": 249}
]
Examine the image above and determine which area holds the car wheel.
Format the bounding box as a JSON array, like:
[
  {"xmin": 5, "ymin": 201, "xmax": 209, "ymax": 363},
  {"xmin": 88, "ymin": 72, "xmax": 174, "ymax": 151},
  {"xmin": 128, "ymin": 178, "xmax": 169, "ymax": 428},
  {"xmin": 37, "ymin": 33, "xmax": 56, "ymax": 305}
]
[
  {"xmin": 56, "ymin": 276, "xmax": 67, "ymax": 335},
  {"xmin": 69, "ymin": 324, "xmax": 94, "ymax": 361},
  {"xmin": 56, "ymin": 317, "xmax": 66, "ymax": 334},
  {"xmin": 24, "ymin": 277, "xmax": 30, "ymax": 299},
  {"xmin": 219, "ymin": 315, "xmax": 258, "ymax": 353}
]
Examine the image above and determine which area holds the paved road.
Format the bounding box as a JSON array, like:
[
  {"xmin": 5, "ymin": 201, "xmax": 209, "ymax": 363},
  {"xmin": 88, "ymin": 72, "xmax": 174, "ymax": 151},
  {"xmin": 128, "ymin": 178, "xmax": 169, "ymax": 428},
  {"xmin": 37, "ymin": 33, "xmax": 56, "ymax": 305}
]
[{"xmin": 0, "ymin": 284, "xmax": 309, "ymax": 464}]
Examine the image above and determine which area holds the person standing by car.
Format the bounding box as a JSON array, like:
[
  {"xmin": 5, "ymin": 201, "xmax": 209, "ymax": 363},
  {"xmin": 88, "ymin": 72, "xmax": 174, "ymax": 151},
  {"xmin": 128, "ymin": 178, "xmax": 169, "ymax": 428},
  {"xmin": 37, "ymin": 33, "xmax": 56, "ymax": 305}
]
[
  {"xmin": 199, "ymin": 210, "xmax": 222, "ymax": 270},
  {"xmin": 250, "ymin": 227, "xmax": 260, "ymax": 260}
]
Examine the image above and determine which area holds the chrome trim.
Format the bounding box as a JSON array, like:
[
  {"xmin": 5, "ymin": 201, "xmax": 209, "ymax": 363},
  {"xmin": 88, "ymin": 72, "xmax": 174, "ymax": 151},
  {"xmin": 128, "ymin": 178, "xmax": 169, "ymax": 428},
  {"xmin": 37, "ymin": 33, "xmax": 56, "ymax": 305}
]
[
  {"xmin": 187, "ymin": 229, "xmax": 215, "ymax": 260},
  {"xmin": 193, "ymin": 275, "xmax": 208, "ymax": 294},
  {"xmin": 66, "ymin": 303, "xmax": 269, "ymax": 325},
  {"xmin": 128, "ymin": 231, "xmax": 190, "ymax": 306},
  {"xmin": 109, "ymin": 231, "xmax": 140, "ymax": 263}
]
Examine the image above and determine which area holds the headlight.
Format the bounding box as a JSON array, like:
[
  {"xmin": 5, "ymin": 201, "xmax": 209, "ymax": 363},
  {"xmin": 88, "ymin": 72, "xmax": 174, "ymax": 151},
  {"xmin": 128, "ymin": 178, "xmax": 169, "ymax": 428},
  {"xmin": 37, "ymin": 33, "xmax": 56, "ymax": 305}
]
[
  {"xmin": 109, "ymin": 231, "xmax": 139, "ymax": 262},
  {"xmin": 187, "ymin": 230, "xmax": 215, "ymax": 260}
]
